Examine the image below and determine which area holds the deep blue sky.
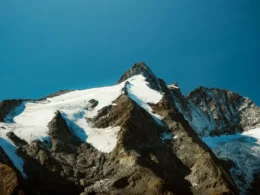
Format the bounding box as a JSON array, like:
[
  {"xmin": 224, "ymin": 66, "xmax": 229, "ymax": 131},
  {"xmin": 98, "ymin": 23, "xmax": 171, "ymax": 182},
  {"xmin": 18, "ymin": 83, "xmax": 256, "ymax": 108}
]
[{"xmin": 1, "ymin": 0, "xmax": 259, "ymax": 104}]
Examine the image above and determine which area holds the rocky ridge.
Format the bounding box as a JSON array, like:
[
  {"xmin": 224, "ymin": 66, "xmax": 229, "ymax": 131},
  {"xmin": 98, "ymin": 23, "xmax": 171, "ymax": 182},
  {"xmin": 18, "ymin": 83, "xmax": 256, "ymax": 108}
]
[{"xmin": 170, "ymin": 86, "xmax": 260, "ymax": 137}]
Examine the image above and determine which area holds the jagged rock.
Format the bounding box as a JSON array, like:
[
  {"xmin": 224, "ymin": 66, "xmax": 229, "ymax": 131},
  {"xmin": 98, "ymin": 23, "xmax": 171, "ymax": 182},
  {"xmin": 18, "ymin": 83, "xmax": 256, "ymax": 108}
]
[
  {"xmin": 17, "ymin": 141, "xmax": 81, "ymax": 195},
  {"xmin": 86, "ymin": 99, "xmax": 99, "ymax": 110},
  {"xmin": 48, "ymin": 111, "xmax": 81, "ymax": 146},
  {"xmin": 6, "ymin": 132, "xmax": 27, "ymax": 147},
  {"xmin": 0, "ymin": 163, "xmax": 19, "ymax": 195},
  {"xmin": 117, "ymin": 62, "xmax": 162, "ymax": 91},
  {"xmin": 0, "ymin": 147, "xmax": 24, "ymax": 195},
  {"xmin": 249, "ymin": 173, "xmax": 260, "ymax": 194},
  {"xmin": 170, "ymin": 86, "xmax": 260, "ymax": 137},
  {"xmin": 149, "ymin": 95, "xmax": 239, "ymax": 195},
  {"xmin": 0, "ymin": 100, "xmax": 23, "ymax": 122}
]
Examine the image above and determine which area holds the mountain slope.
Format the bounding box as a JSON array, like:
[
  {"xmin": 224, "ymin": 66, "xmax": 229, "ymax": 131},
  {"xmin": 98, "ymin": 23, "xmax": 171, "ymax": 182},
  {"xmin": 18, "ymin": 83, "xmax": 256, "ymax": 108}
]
[
  {"xmin": 0, "ymin": 62, "xmax": 259, "ymax": 194},
  {"xmin": 169, "ymin": 80, "xmax": 260, "ymax": 194}
]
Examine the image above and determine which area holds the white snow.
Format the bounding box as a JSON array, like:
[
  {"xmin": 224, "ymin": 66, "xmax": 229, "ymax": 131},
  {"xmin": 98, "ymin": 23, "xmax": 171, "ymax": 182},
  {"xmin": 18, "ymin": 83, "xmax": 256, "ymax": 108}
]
[
  {"xmin": 125, "ymin": 75, "xmax": 164, "ymax": 125},
  {"xmin": 0, "ymin": 134, "xmax": 27, "ymax": 178},
  {"xmin": 203, "ymin": 128, "xmax": 260, "ymax": 194},
  {"xmin": 0, "ymin": 84, "xmax": 124, "ymax": 158},
  {"xmin": 168, "ymin": 84, "xmax": 179, "ymax": 89},
  {"xmin": 0, "ymin": 74, "xmax": 166, "ymax": 176}
]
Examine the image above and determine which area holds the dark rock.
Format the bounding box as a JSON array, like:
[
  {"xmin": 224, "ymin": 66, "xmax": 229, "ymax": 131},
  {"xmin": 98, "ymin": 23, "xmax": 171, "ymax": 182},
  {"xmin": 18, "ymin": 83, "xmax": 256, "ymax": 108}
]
[
  {"xmin": 0, "ymin": 146, "xmax": 26, "ymax": 195},
  {"xmin": 170, "ymin": 86, "xmax": 260, "ymax": 137},
  {"xmin": 0, "ymin": 100, "xmax": 23, "ymax": 122},
  {"xmin": 248, "ymin": 173, "xmax": 260, "ymax": 194},
  {"xmin": 0, "ymin": 147, "xmax": 14, "ymax": 166},
  {"xmin": 17, "ymin": 141, "xmax": 82, "ymax": 195},
  {"xmin": 112, "ymin": 177, "xmax": 129, "ymax": 189},
  {"xmin": 48, "ymin": 111, "xmax": 81, "ymax": 146},
  {"xmin": 220, "ymin": 158, "xmax": 234, "ymax": 171},
  {"xmin": 116, "ymin": 62, "xmax": 162, "ymax": 91},
  {"xmin": 6, "ymin": 132, "xmax": 27, "ymax": 147},
  {"xmin": 150, "ymin": 95, "xmax": 239, "ymax": 195},
  {"xmin": 86, "ymin": 99, "xmax": 99, "ymax": 110}
]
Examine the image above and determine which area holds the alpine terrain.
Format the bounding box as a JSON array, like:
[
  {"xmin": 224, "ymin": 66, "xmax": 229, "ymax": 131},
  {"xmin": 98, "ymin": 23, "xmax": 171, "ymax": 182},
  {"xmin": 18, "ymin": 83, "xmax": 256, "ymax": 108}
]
[{"xmin": 0, "ymin": 63, "xmax": 260, "ymax": 195}]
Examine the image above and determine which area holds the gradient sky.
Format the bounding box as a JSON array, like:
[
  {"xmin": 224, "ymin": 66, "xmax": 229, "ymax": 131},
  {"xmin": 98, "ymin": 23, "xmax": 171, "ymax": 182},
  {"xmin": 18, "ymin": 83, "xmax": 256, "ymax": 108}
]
[{"xmin": 1, "ymin": 0, "xmax": 259, "ymax": 104}]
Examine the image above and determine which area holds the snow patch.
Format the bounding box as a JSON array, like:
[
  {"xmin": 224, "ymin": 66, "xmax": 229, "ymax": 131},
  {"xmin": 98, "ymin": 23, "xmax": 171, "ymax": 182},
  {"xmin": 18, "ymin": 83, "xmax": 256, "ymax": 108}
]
[
  {"xmin": 0, "ymin": 134, "xmax": 27, "ymax": 178},
  {"xmin": 125, "ymin": 75, "xmax": 164, "ymax": 126}
]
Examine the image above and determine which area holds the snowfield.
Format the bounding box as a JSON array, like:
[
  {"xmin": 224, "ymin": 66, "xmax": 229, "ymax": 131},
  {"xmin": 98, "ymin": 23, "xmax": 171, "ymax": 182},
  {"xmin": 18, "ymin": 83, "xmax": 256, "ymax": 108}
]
[
  {"xmin": 0, "ymin": 75, "xmax": 163, "ymax": 176},
  {"xmin": 203, "ymin": 128, "xmax": 260, "ymax": 194}
]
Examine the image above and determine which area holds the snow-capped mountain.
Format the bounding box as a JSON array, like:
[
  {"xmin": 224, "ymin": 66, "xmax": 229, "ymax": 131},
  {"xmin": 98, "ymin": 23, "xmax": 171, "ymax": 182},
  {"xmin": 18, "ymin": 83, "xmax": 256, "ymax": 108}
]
[
  {"xmin": 171, "ymin": 86, "xmax": 260, "ymax": 137},
  {"xmin": 0, "ymin": 63, "xmax": 259, "ymax": 195},
  {"xmin": 169, "ymin": 83, "xmax": 260, "ymax": 194}
]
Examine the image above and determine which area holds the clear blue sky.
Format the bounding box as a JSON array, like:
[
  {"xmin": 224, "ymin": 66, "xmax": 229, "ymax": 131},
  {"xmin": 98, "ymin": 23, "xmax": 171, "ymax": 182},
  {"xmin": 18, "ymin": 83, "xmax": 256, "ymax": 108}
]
[{"xmin": 1, "ymin": 0, "xmax": 259, "ymax": 104}]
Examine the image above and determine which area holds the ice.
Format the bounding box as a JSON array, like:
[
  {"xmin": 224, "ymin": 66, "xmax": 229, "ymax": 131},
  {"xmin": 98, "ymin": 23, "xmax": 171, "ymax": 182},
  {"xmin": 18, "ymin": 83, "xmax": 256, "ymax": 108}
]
[{"xmin": 203, "ymin": 128, "xmax": 260, "ymax": 194}]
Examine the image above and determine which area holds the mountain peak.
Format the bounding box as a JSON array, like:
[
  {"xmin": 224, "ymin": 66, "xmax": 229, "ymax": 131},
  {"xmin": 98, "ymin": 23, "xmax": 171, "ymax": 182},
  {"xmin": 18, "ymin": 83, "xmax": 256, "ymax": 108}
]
[
  {"xmin": 131, "ymin": 61, "xmax": 153, "ymax": 72},
  {"xmin": 117, "ymin": 62, "xmax": 161, "ymax": 91},
  {"xmin": 117, "ymin": 62, "xmax": 154, "ymax": 82}
]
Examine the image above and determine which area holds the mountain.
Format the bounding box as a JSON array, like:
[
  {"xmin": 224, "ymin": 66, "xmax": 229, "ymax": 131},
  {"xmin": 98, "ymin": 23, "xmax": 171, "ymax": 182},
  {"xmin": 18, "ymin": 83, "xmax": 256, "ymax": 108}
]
[{"xmin": 0, "ymin": 63, "xmax": 259, "ymax": 195}]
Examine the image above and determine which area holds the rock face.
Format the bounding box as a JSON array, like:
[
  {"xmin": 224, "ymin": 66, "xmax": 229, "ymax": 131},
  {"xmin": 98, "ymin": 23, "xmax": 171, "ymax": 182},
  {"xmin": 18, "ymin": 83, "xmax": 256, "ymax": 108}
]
[
  {"xmin": 149, "ymin": 92, "xmax": 238, "ymax": 195},
  {"xmin": 0, "ymin": 147, "xmax": 24, "ymax": 195},
  {"xmin": 170, "ymin": 86, "xmax": 260, "ymax": 137},
  {"xmin": 0, "ymin": 163, "xmax": 19, "ymax": 195},
  {"xmin": 117, "ymin": 62, "xmax": 163, "ymax": 91},
  {"xmin": 48, "ymin": 111, "xmax": 81, "ymax": 147},
  {"xmin": 0, "ymin": 100, "xmax": 23, "ymax": 122},
  {"xmin": 6, "ymin": 132, "xmax": 27, "ymax": 147}
]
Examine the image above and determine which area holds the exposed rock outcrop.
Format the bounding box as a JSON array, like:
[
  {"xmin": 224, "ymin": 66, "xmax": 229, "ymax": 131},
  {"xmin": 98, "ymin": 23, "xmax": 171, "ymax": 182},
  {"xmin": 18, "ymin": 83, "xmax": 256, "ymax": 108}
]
[
  {"xmin": 0, "ymin": 147, "xmax": 24, "ymax": 195},
  {"xmin": 6, "ymin": 132, "xmax": 27, "ymax": 147},
  {"xmin": 149, "ymin": 89, "xmax": 239, "ymax": 195},
  {"xmin": 86, "ymin": 99, "xmax": 99, "ymax": 111},
  {"xmin": 117, "ymin": 62, "xmax": 163, "ymax": 91},
  {"xmin": 48, "ymin": 111, "xmax": 82, "ymax": 147},
  {"xmin": 170, "ymin": 86, "xmax": 260, "ymax": 137},
  {"xmin": 0, "ymin": 100, "xmax": 23, "ymax": 122},
  {"xmin": 0, "ymin": 163, "xmax": 19, "ymax": 195}
]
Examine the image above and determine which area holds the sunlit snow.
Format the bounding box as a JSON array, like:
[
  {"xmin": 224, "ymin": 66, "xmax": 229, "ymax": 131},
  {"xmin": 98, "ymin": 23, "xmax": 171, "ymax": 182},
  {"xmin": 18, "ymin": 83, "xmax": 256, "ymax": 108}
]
[
  {"xmin": 0, "ymin": 74, "xmax": 164, "ymax": 177},
  {"xmin": 126, "ymin": 75, "xmax": 163, "ymax": 125}
]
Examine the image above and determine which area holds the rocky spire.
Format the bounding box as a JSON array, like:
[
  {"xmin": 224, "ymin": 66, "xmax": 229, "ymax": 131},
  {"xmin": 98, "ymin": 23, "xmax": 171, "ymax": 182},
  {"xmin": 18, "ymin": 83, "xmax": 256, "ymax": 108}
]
[{"xmin": 116, "ymin": 62, "xmax": 162, "ymax": 91}]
